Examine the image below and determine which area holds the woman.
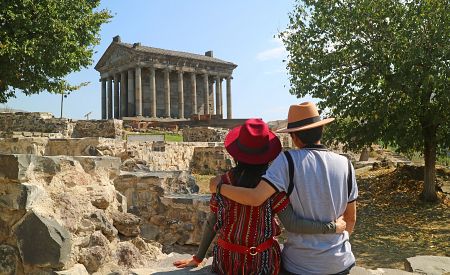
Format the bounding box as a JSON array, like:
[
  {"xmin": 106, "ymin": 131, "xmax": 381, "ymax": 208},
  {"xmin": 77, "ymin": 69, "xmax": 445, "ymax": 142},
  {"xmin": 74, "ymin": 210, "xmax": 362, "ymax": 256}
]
[{"xmin": 174, "ymin": 119, "xmax": 345, "ymax": 274}]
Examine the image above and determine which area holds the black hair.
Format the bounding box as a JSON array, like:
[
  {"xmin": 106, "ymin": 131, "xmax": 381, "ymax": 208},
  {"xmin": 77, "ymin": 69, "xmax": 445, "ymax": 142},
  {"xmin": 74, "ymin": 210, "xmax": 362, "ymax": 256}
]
[
  {"xmin": 292, "ymin": 126, "xmax": 323, "ymax": 145},
  {"xmin": 231, "ymin": 161, "xmax": 269, "ymax": 188}
]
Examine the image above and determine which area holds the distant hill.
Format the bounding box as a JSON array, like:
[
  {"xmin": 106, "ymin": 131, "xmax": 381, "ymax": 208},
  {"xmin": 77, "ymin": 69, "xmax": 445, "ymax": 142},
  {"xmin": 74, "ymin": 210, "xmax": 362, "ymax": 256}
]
[{"xmin": 267, "ymin": 119, "xmax": 288, "ymax": 131}]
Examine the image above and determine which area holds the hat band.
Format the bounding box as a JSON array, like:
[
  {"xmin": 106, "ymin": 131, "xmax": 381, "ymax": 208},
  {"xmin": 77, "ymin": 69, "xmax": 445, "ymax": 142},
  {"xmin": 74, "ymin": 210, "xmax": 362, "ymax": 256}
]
[
  {"xmin": 237, "ymin": 140, "xmax": 269, "ymax": 155},
  {"xmin": 287, "ymin": 116, "xmax": 321, "ymax": 129}
]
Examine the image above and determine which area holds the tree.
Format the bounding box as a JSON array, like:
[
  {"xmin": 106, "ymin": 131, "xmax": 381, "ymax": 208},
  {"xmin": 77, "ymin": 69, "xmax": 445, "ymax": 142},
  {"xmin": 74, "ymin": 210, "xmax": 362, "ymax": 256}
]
[
  {"xmin": 0, "ymin": 0, "xmax": 111, "ymax": 102},
  {"xmin": 281, "ymin": 0, "xmax": 449, "ymax": 202}
]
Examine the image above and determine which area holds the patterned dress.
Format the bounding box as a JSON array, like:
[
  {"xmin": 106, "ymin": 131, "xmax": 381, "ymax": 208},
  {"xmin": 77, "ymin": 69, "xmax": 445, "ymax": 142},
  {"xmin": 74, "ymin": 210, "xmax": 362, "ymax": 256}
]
[{"xmin": 210, "ymin": 171, "xmax": 289, "ymax": 275}]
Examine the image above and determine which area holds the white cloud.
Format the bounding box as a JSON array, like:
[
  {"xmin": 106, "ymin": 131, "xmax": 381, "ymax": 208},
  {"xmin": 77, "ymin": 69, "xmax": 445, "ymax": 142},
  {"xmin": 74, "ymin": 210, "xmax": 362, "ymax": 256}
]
[
  {"xmin": 263, "ymin": 68, "xmax": 286, "ymax": 75},
  {"xmin": 256, "ymin": 38, "xmax": 287, "ymax": 61}
]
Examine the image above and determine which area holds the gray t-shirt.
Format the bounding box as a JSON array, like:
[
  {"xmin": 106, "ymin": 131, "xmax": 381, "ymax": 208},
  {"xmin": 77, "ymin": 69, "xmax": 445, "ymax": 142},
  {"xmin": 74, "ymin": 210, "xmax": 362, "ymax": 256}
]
[{"xmin": 262, "ymin": 147, "xmax": 358, "ymax": 275}]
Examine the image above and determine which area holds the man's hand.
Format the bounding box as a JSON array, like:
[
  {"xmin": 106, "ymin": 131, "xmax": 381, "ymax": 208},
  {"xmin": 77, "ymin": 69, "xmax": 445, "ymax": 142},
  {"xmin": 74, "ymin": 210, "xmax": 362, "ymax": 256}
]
[
  {"xmin": 335, "ymin": 216, "xmax": 346, "ymax": 233},
  {"xmin": 209, "ymin": 175, "xmax": 221, "ymax": 193}
]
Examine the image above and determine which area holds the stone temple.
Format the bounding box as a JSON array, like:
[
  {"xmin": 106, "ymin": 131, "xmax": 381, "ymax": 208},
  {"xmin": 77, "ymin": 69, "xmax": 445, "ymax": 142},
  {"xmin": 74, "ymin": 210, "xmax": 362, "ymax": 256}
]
[{"xmin": 95, "ymin": 35, "xmax": 238, "ymax": 120}]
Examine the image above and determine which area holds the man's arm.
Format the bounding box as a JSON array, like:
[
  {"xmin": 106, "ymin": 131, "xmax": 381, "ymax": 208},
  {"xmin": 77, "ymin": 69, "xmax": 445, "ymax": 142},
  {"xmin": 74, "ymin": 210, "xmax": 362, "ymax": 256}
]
[
  {"xmin": 343, "ymin": 201, "xmax": 357, "ymax": 235},
  {"xmin": 210, "ymin": 177, "xmax": 276, "ymax": 206}
]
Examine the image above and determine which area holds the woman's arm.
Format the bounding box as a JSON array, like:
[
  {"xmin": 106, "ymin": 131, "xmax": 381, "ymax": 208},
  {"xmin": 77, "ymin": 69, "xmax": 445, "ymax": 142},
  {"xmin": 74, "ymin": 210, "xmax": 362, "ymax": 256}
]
[
  {"xmin": 277, "ymin": 204, "xmax": 346, "ymax": 234},
  {"xmin": 173, "ymin": 212, "xmax": 217, "ymax": 268}
]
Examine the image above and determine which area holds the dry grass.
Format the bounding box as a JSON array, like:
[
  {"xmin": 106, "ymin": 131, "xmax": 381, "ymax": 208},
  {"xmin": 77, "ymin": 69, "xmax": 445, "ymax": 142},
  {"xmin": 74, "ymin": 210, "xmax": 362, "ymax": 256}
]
[{"xmin": 351, "ymin": 165, "xmax": 450, "ymax": 268}]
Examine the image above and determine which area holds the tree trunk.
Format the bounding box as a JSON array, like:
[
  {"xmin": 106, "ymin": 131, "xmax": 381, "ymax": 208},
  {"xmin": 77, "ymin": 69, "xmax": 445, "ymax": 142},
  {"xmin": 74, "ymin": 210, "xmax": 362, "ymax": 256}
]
[{"xmin": 421, "ymin": 124, "xmax": 438, "ymax": 202}]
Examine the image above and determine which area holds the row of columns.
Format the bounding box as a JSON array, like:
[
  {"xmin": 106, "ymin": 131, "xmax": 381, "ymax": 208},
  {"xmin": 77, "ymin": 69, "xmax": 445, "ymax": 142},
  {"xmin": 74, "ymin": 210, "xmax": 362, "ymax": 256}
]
[{"xmin": 101, "ymin": 67, "xmax": 232, "ymax": 119}]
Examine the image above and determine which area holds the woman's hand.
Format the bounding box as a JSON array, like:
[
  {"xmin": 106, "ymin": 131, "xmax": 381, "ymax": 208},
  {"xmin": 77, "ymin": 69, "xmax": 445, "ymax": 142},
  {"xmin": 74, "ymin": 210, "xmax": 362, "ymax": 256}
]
[
  {"xmin": 209, "ymin": 175, "xmax": 221, "ymax": 193},
  {"xmin": 173, "ymin": 258, "xmax": 200, "ymax": 268},
  {"xmin": 335, "ymin": 216, "xmax": 346, "ymax": 233}
]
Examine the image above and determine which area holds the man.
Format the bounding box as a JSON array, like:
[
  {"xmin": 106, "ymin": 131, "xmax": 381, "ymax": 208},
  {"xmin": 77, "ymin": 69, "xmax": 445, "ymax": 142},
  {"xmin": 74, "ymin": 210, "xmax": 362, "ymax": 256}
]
[{"xmin": 210, "ymin": 102, "xmax": 357, "ymax": 275}]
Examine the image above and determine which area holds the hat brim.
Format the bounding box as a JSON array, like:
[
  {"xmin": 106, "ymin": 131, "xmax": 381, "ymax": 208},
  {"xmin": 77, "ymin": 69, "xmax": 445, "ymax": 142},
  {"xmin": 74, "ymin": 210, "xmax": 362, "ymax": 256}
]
[
  {"xmin": 276, "ymin": 118, "xmax": 335, "ymax": 133},
  {"xmin": 224, "ymin": 126, "xmax": 282, "ymax": 165}
]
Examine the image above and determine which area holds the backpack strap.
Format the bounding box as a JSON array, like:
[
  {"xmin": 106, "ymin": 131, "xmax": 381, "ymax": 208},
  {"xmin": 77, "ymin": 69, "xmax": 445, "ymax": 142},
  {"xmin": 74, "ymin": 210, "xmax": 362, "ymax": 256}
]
[
  {"xmin": 283, "ymin": 151, "xmax": 295, "ymax": 196},
  {"xmin": 347, "ymin": 159, "xmax": 353, "ymax": 199}
]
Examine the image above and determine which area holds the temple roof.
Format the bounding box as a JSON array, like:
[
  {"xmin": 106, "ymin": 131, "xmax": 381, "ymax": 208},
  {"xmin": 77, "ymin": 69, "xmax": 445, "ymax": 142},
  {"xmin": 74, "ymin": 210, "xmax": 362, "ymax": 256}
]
[
  {"xmin": 117, "ymin": 42, "xmax": 237, "ymax": 66},
  {"xmin": 95, "ymin": 36, "xmax": 237, "ymax": 72}
]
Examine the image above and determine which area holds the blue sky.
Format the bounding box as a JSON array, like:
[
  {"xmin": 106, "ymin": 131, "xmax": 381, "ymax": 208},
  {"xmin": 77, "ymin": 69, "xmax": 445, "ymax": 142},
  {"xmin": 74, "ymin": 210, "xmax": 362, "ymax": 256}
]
[{"xmin": 4, "ymin": 0, "xmax": 314, "ymax": 121}]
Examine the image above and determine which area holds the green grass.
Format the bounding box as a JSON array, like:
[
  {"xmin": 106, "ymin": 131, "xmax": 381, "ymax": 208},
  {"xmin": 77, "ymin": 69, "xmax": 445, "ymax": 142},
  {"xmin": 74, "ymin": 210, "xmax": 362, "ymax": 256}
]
[
  {"xmin": 125, "ymin": 131, "xmax": 183, "ymax": 142},
  {"xmin": 164, "ymin": 134, "xmax": 183, "ymax": 142}
]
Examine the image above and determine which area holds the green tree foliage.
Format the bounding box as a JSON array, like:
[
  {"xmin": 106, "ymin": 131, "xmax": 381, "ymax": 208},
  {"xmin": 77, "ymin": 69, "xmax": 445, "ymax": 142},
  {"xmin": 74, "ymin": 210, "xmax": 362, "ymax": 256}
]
[
  {"xmin": 281, "ymin": 0, "xmax": 449, "ymax": 201},
  {"xmin": 0, "ymin": 0, "xmax": 111, "ymax": 102}
]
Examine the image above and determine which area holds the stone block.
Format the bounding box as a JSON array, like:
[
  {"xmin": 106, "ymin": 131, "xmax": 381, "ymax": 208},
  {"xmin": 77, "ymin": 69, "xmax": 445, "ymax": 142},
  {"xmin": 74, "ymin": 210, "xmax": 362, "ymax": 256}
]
[
  {"xmin": 112, "ymin": 212, "xmax": 141, "ymax": 237},
  {"xmin": 88, "ymin": 185, "xmax": 115, "ymax": 210},
  {"xmin": 88, "ymin": 231, "xmax": 110, "ymax": 247},
  {"xmin": 0, "ymin": 154, "xmax": 31, "ymax": 181},
  {"xmin": 79, "ymin": 246, "xmax": 109, "ymax": 273},
  {"xmin": 0, "ymin": 137, "xmax": 48, "ymax": 155},
  {"xmin": 405, "ymin": 256, "xmax": 450, "ymax": 275},
  {"xmin": 0, "ymin": 154, "xmax": 73, "ymax": 182},
  {"xmin": 16, "ymin": 211, "xmax": 71, "ymax": 268},
  {"xmin": 74, "ymin": 156, "xmax": 121, "ymax": 176},
  {"xmin": 0, "ymin": 245, "xmax": 18, "ymax": 275},
  {"xmin": 140, "ymin": 223, "xmax": 160, "ymax": 240},
  {"xmin": 0, "ymin": 183, "xmax": 46, "ymax": 210},
  {"xmin": 88, "ymin": 210, "xmax": 118, "ymax": 241},
  {"xmin": 72, "ymin": 119, "xmax": 123, "ymax": 138},
  {"xmin": 115, "ymin": 190, "xmax": 127, "ymax": 213},
  {"xmin": 115, "ymin": 242, "xmax": 142, "ymax": 268}
]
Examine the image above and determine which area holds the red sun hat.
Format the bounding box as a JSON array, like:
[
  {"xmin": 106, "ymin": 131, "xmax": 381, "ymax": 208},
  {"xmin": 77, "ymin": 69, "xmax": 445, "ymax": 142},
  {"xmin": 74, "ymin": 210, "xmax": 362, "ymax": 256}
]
[{"xmin": 224, "ymin": 118, "xmax": 282, "ymax": 165}]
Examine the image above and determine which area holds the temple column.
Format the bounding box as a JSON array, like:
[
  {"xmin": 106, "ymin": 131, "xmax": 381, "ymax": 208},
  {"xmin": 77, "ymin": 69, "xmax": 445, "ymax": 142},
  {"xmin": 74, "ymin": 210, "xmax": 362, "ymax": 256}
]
[
  {"xmin": 107, "ymin": 77, "xmax": 113, "ymax": 119},
  {"xmin": 135, "ymin": 67, "xmax": 142, "ymax": 116},
  {"xmin": 127, "ymin": 69, "xmax": 135, "ymax": 116},
  {"xmin": 226, "ymin": 76, "xmax": 232, "ymax": 119},
  {"xmin": 101, "ymin": 79, "xmax": 106, "ymax": 119},
  {"xmin": 120, "ymin": 71, "xmax": 127, "ymax": 118},
  {"xmin": 149, "ymin": 67, "xmax": 156, "ymax": 118},
  {"xmin": 209, "ymin": 79, "xmax": 214, "ymax": 114},
  {"xmin": 178, "ymin": 71, "xmax": 184, "ymax": 119},
  {"xmin": 203, "ymin": 73, "xmax": 209, "ymax": 115},
  {"xmin": 219, "ymin": 77, "xmax": 223, "ymax": 116},
  {"xmin": 215, "ymin": 76, "xmax": 220, "ymax": 116},
  {"xmin": 113, "ymin": 74, "xmax": 120, "ymax": 118},
  {"xmin": 164, "ymin": 69, "xmax": 171, "ymax": 117},
  {"xmin": 191, "ymin": 73, "xmax": 197, "ymax": 115}
]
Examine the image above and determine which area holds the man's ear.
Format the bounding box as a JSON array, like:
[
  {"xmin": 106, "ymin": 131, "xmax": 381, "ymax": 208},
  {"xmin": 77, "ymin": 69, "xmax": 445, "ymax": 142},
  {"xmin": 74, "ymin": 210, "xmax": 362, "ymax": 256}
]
[{"xmin": 290, "ymin": 132, "xmax": 304, "ymax": 148}]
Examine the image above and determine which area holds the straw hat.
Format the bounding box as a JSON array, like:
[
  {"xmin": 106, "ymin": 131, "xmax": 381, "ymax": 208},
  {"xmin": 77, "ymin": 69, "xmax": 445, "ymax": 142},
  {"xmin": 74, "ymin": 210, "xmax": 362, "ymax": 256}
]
[
  {"xmin": 277, "ymin": 102, "xmax": 335, "ymax": 133},
  {"xmin": 225, "ymin": 118, "xmax": 282, "ymax": 165}
]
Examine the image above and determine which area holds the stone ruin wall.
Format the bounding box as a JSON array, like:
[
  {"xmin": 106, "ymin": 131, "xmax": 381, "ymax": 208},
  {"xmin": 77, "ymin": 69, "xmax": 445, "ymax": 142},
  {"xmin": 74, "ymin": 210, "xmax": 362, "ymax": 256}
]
[
  {"xmin": 0, "ymin": 112, "xmax": 250, "ymax": 274},
  {"xmin": 0, "ymin": 112, "xmax": 123, "ymax": 139},
  {"xmin": 114, "ymin": 172, "xmax": 210, "ymax": 247},
  {"xmin": 0, "ymin": 112, "xmax": 73, "ymax": 137},
  {"xmin": 182, "ymin": 127, "xmax": 228, "ymax": 142},
  {"xmin": 0, "ymin": 136, "xmax": 232, "ymax": 272},
  {"xmin": 0, "ymin": 154, "xmax": 165, "ymax": 274},
  {"xmin": 0, "ymin": 148, "xmax": 217, "ymax": 274}
]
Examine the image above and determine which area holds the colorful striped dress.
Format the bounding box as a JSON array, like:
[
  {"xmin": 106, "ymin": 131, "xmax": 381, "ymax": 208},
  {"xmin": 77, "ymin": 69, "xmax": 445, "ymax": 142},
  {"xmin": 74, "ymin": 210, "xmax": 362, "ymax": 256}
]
[{"xmin": 210, "ymin": 171, "xmax": 289, "ymax": 275}]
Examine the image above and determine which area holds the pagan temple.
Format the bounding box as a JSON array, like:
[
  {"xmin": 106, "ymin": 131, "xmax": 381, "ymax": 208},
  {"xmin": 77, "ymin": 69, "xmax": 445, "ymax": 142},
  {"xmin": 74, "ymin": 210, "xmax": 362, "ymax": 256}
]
[{"xmin": 95, "ymin": 36, "xmax": 238, "ymax": 120}]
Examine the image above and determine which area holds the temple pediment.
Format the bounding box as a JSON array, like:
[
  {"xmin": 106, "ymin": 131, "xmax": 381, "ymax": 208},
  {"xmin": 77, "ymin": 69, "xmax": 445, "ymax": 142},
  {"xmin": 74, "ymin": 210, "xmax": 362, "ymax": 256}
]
[{"xmin": 95, "ymin": 44, "xmax": 135, "ymax": 72}]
